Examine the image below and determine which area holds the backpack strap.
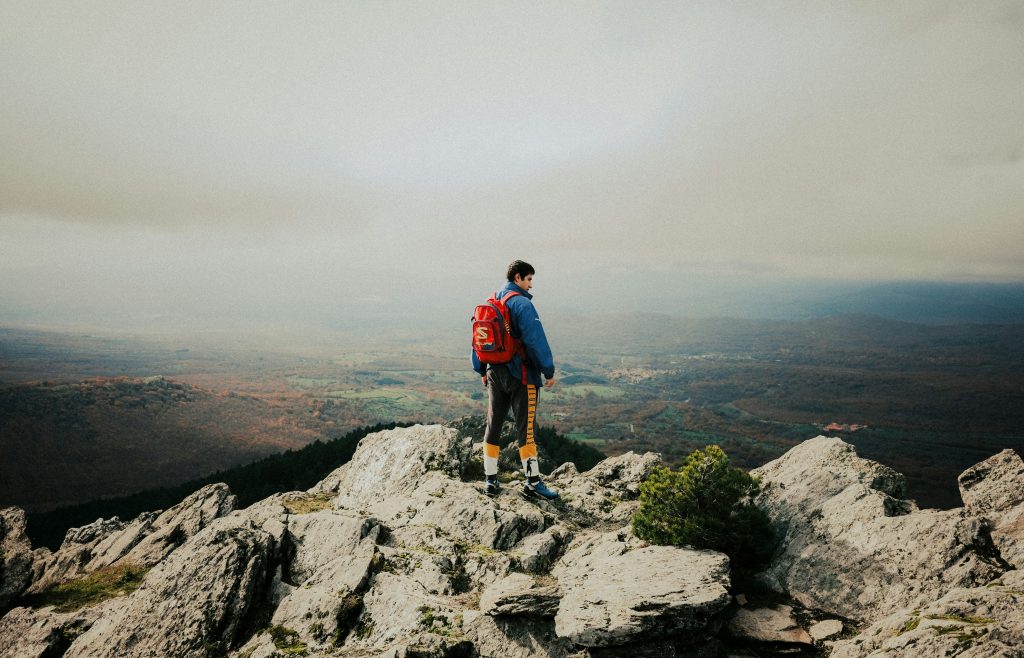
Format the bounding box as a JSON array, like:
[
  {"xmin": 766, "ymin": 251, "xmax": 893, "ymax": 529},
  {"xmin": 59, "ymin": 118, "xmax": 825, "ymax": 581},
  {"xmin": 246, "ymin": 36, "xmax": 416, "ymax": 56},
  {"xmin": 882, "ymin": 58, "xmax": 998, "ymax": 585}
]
[
  {"xmin": 496, "ymin": 291, "xmax": 528, "ymax": 383},
  {"xmin": 495, "ymin": 291, "xmax": 521, "ymax": 336}
]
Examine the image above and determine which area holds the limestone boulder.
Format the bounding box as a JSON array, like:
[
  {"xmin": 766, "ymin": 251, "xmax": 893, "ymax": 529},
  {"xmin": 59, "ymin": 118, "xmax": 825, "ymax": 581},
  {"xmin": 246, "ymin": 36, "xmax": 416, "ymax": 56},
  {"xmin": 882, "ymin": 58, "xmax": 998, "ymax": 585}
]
[
  {"xmin": 552, "ymin": 529, "xmax": 731, "ymax": 647},
  {"xmin": 480, "ymin": 572, "xmax": 561, "ymax": 617},
  {"xmin": 29, "ymin": 483, "xmax": 236, "ymax": 593},
  {"xmin": 463, "ymin": 613, "xmax": 573, "ymax": 658},
  {"xmin": 0, "ymin": 507, "xmax": 34, "ymax": 609},
  {"xmin": 254, "ymin": 506, "xmax": 383, "ymax": 652},
  {"xmin": 960, "ymin": 448, "xmax": 1024, "ymax": 568},
  {"xmin": 63, "ymin": 513, "xmax": 277, "ymax": 658},
  {"xmin": 26, "ymin": 513, "xmax": 153, "ymax": 594},
  {"xmin": 119, "ymin": 482, "xmax": 237, "ymax": 565},
  {"xmin": 510, "ymin": 524, "xmax": 571, "ymax": 574},
  {"xmin": 754, "ymin": 436, "xmax": 1007, "ymax": 621},
  {"xmin": 548, "ymin": 451, "xmax": 661, "ymax": 527},
  {"xmin": 808, "ymin": 618, "xmax": 844, "ymax": 641},
  {"xmin": 726, "ymin": 604, "xmax": 813, "ymax": 645},
  {"xmin": 828, "ymin": 569, "xmax": 1024, "ymax": 658},
  {"xmin": 282, "ymin": 507, "xmax": 381, "ymax": 584},
  {"xmin": 318, "ymin": 425, "xmax": 548, "ymax": 556},
  {"xmin": 0, "ymin": 601, "xmax": 114, "ymax": 658},
  {"xmin": 315, "ymin": 424, "xmax": 471, "ymax": 502},
  {"xmin": 340, "ymin": 571, "xmax": 474, "ymax": 657}
]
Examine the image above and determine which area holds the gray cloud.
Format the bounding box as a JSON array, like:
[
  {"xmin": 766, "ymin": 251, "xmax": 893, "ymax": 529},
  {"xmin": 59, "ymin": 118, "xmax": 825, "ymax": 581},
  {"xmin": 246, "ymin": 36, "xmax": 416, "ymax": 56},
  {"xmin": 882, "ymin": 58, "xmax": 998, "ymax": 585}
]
[{"xmin": 1, "ymin": 0, "xmax": 1022, "ymax": 331}]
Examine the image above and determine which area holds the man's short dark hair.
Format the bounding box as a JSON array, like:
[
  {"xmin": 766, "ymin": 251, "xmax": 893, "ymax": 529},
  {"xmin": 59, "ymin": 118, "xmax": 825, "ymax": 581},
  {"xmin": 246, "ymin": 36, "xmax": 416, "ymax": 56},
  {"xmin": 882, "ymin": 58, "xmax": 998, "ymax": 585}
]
[{"xmin": 507, "ymin": 260, "xmax": 535, "ymax": 282}]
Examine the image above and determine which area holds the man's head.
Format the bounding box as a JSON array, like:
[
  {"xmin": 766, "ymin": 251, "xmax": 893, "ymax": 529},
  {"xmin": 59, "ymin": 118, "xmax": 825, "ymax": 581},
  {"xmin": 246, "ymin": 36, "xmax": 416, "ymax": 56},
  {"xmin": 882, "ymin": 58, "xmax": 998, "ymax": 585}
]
[
  {"xmin": 506, "ymin": 260, "xmax": 535, "ymax": 282},
  {"xmin": 506, "ymin": 260, "xmax": 535, "ymax": 292}
]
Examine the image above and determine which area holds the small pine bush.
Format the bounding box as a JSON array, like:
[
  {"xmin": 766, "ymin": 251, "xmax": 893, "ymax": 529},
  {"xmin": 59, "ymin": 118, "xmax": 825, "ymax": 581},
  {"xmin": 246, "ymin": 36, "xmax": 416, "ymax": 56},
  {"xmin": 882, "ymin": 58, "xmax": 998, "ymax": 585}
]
[{"xmin": 632, "ymin": 445, "xmax": 774, "ymax": 570}]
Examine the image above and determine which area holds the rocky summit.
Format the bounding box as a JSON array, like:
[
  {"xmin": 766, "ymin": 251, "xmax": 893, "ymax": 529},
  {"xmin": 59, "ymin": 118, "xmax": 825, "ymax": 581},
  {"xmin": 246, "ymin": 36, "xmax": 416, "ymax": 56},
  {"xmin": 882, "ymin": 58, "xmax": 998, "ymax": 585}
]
[{"xmin": 1, "ymin": 426, "xmax": 1022, "ymax": 658}]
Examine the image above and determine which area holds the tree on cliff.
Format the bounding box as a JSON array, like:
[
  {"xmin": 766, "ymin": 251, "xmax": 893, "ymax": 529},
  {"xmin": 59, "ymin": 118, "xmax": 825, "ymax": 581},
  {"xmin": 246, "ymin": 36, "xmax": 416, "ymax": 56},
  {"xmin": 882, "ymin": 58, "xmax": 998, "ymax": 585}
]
[{"xmin": 632, "ymin": 445, "xmax": 774, "ymax": 570}]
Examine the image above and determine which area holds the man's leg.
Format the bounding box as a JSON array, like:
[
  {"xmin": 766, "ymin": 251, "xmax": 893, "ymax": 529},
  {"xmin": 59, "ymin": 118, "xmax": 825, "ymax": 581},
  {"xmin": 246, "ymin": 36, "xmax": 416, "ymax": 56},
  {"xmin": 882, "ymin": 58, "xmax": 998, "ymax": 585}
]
[
  {"xmin": 483, "ymin": 368, "xmax": 513, "ymax": 482},
  {"xmin": 513, "ymin": 382, "xmax": 539, "ymax": 480},
  {"xmin": 513, "ymin": 382, "xmax": 559, "ymax": 499}
]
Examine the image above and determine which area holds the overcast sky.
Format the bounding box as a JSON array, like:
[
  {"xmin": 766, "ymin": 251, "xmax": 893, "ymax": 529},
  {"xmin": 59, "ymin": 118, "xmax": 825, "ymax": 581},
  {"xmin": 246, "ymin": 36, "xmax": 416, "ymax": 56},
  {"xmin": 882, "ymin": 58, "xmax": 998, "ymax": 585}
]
[{"xmin": 1, "ymin": 1, "xmax": 1022, "ymax": 332}]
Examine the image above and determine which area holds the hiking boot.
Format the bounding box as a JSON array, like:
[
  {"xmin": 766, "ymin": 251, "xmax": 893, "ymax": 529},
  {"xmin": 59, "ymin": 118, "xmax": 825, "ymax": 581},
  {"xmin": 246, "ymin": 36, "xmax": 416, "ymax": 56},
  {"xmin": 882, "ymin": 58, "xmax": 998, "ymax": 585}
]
[
  {"xmin": 523, "ymin": 479, "xmax": 559, "ymax": 500},
  {"xmin": 485, "ymin": 477, "xmax": 501, "ymax": 497}
]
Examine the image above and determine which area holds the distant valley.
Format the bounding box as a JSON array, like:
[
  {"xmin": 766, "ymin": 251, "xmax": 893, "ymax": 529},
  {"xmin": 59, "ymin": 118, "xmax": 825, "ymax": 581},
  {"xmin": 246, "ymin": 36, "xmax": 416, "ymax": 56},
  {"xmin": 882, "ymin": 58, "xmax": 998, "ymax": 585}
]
[
  {"xmin": 1, "ymin": 313, "xmax": 1022, "ymax": 514},
  {"xmin": 0, "ymin": 376, "xmax": 327, "ymax": 511}
]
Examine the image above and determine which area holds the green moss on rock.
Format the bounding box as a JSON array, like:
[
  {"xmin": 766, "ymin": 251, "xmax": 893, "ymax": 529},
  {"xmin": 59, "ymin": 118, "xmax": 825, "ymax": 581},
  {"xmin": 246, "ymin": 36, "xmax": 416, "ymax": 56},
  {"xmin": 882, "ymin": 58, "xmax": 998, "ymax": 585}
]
[{"xmin": 23, "ymin": 562, "xmax": 149, "ymax": 612}]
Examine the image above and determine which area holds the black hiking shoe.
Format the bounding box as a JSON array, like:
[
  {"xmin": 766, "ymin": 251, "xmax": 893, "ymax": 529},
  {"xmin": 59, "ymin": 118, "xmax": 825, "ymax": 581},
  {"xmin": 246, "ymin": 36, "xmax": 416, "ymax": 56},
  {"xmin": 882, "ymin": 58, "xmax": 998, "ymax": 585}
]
[{"xmin": 485, "ymin": 477, "xmax": 501, "ymax": 497}]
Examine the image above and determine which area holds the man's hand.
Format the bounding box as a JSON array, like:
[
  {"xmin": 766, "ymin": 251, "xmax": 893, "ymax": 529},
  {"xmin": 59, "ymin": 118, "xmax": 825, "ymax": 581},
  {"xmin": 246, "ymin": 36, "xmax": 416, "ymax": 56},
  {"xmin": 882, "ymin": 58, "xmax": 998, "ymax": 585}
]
[
  {"xmin": 482, "ymin": 375, "xmax": 488, "ymax": 386},
  {"xmin": 544, "ymin": 376, "xmax": 557, "ymax": 388}
]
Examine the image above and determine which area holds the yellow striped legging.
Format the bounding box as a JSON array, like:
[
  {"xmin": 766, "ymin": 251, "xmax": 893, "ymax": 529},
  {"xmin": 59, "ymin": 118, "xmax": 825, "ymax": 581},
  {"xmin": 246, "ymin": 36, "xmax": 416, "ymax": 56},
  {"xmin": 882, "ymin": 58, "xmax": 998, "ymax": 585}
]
[{"xmin": 482, "ymin": 366, "xmax": 540, "ymax": 479}]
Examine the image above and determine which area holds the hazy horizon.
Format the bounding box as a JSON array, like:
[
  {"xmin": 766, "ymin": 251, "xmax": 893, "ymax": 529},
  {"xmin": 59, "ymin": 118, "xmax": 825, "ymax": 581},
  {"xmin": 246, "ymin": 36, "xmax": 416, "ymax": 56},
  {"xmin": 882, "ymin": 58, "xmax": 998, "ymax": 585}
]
[{"xmin": 2, "ymin": 2, "xmax": 1022, "ymax": 336}]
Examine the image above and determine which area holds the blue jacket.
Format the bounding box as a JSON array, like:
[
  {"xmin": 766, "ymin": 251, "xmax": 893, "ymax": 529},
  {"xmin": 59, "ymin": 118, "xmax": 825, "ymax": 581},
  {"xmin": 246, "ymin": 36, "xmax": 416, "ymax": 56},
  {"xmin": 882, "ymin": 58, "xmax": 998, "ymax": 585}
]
[{"xmin": 472, "ymin": 282, "xmax": 555, "ymax": 387}]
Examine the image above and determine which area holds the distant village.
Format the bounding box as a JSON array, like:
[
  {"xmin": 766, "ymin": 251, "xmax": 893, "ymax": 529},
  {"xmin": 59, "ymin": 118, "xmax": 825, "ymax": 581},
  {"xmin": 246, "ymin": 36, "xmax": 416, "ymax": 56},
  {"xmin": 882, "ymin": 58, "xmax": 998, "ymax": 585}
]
[{"xmin": 821, "ymin": 422, "xmax": 868, "ymax": 432}]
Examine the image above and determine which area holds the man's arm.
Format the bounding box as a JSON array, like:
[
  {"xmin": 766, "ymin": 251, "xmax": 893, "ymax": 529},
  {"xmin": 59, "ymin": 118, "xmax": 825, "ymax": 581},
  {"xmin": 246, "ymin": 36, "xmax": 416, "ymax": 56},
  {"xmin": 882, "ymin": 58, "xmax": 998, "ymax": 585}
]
[
  {"xmin": 509, "ymin": 297, "xmax": 555, "ymax": 383},
  {"xmin": 471, "ymin": 350, "xmax": 487, "ymax": 385}
]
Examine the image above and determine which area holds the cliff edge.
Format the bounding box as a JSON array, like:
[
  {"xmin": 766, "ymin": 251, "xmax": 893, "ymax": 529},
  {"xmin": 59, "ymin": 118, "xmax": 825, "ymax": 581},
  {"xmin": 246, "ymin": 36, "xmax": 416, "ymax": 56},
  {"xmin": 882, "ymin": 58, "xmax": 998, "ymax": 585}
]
[{"xmin": 1, "ymin": 427, "xmax": 1022, "ymax": 657}]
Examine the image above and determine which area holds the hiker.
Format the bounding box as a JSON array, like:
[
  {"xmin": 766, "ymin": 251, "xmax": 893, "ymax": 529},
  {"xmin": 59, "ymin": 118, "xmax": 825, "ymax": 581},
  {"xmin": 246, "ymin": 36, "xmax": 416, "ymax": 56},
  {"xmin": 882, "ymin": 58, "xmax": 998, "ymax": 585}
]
[{"xmin": 471, "ymin": 260, "xmax": 559, "ymax": 499}]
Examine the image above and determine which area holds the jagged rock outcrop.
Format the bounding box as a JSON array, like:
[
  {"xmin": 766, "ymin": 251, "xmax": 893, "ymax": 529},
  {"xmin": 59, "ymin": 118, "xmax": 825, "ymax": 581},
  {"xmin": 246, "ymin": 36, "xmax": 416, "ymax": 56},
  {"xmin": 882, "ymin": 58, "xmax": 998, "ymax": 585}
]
[
  {"xmin": 827, "ymin": 569, "xmax": 1024, "ymax": 657},
  {"xmin": 64, "ymin": 513, "xmax": 280, "ymax": 658},
  {"xmin": 321, "ymin": 425, "xmax": 549, "ymax": 554},
  {"xmin": 753, "ymin": 436, "xmax": 1008, "ymax": 621},
  {"xmin": 547, "ymin": 451, "xmax": 662, "ymax": 526},
  {"xmin": 28, "ymin": 483, "xmax": 236, "ymax": 593},
  {"xmin": 0, "ymin": 507, "xmax": 34, "ymax": 610},
  {"xmin": 1, "ymin": 423, "xmax": 710, "ymax": 658},
  {"xmin": 0, "ymin": 597, "xmax": 112, "ymax": 658},
  {"xmin": 960, "ymin": 448, "xmax": 1024, "ymax": 569},
  {"xmin": 5, "ymin": 424, "xmax": 1023, "ymax": 658}
]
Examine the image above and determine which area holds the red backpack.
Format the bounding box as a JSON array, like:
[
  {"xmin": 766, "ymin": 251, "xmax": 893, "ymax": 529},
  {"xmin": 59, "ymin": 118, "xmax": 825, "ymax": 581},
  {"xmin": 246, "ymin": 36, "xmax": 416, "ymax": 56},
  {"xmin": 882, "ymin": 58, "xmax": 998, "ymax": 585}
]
[{"xmin": 471, "ymin": 291, "xmax": 522, "ymax": 364}]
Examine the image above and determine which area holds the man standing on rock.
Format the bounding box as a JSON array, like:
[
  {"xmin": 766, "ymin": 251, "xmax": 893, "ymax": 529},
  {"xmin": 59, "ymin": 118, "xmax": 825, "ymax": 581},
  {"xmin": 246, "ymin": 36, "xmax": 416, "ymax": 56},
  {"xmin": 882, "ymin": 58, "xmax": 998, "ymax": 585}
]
[{"xmin": 472, "ymin": 260, "xmax": 559, "ymax": 500}]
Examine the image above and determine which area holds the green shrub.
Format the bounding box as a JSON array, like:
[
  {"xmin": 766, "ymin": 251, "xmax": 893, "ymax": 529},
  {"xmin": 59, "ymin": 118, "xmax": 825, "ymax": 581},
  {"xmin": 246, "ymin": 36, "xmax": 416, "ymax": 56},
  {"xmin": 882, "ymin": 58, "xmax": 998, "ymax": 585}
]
[{"xmin": 632, "ymin": 445, "xmax": 774, "ymax": 570}]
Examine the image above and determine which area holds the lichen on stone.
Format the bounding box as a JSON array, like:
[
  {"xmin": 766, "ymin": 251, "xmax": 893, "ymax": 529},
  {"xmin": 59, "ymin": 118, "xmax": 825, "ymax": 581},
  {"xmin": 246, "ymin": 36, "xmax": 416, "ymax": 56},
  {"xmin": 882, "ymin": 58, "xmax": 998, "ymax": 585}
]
[{"xmin": 21, "ymin": 562, "xmax": 149, "ymax": 613}]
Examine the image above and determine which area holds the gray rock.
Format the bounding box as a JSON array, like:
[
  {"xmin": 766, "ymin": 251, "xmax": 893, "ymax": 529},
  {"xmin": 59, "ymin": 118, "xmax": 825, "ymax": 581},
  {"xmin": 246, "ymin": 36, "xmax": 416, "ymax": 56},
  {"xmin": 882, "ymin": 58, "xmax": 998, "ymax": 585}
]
[
  {"xmin": 284, "ymin": 508, "xmax": 381, "ymax": 584},
  {"xmin": 552, "ymin": 529, "xmax": 731, "ymax": 647},
  {"xmin": 1, "ymin": 507, "xmax": 34, "ymax": 609},
  {"xmin": 754, "ymin": 436, "xmax": 1007, "ymax": 621},
  {"xmin": 464, "ymin": 613, "xmax": 573, "ymax": 658},
  {"xmin": 316, "ymin": 424, "xmax": 471, "ymax": 500},
  {"xmin": 21, "ymin": 424, "xmax": 986, "ymax": 658},
  {"xmin": 480, "ymin": 572, "xmax": 561, "ymax": 617},
  {"xmin": 26, "ymin": 513, "xmax": 153, "ymax": 594},
  {"xmin": 960, "ymin": 449, "xmax": 1024, "ymax": 514},
  {"xmin": 828, "ymin": 569, "xmax": 1024, "ymax": 658},
  {"xmin": 960, "ymin": 449, "xmax": 1024, "ymax": 568},
  {"xmin": 511, "ymin": 524, "xmax": 571, "ymax": 574},
  {"xmin": 63, "ymin": 513, "xmax": 276, "ymax": 658},
  {"xmin": 248, "ymin": 505, "xmax": 383, "ymax": 652},
  {"xmin": 342, "ymin": 571, "xmax": 470, "ymax": 656},
  {"xmin": 727, "ymin": 604, "xmax": 812, "ymax": 645},
  {"xmin": 807, "ymin": 619, "xmax": 844, "ymax": 641},
  {"xmin": 549, "ymin": 452, "xmax": 661, "ymax": 527},
  {"xmin": 322, "ymin": 425, "xmax": 546, "ymax": 553},
  {"xmin": 120, "ymin": 482, "xmax": 237, "ymax": 566},
  {"xmin": 29, "ymin": 483, "xmax": 235, "ymax": 593},
  {"xmin": 0, "ymin": 602, "xmax": 112, "ymax": 658}
]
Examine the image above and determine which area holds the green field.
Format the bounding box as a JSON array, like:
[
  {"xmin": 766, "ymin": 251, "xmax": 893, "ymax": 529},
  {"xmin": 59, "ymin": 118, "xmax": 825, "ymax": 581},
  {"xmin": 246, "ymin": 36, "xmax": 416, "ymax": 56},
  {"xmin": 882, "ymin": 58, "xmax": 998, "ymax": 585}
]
[{"xmin": 555, "ymin": 385, "xmax": 624, "ymax": 399}]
